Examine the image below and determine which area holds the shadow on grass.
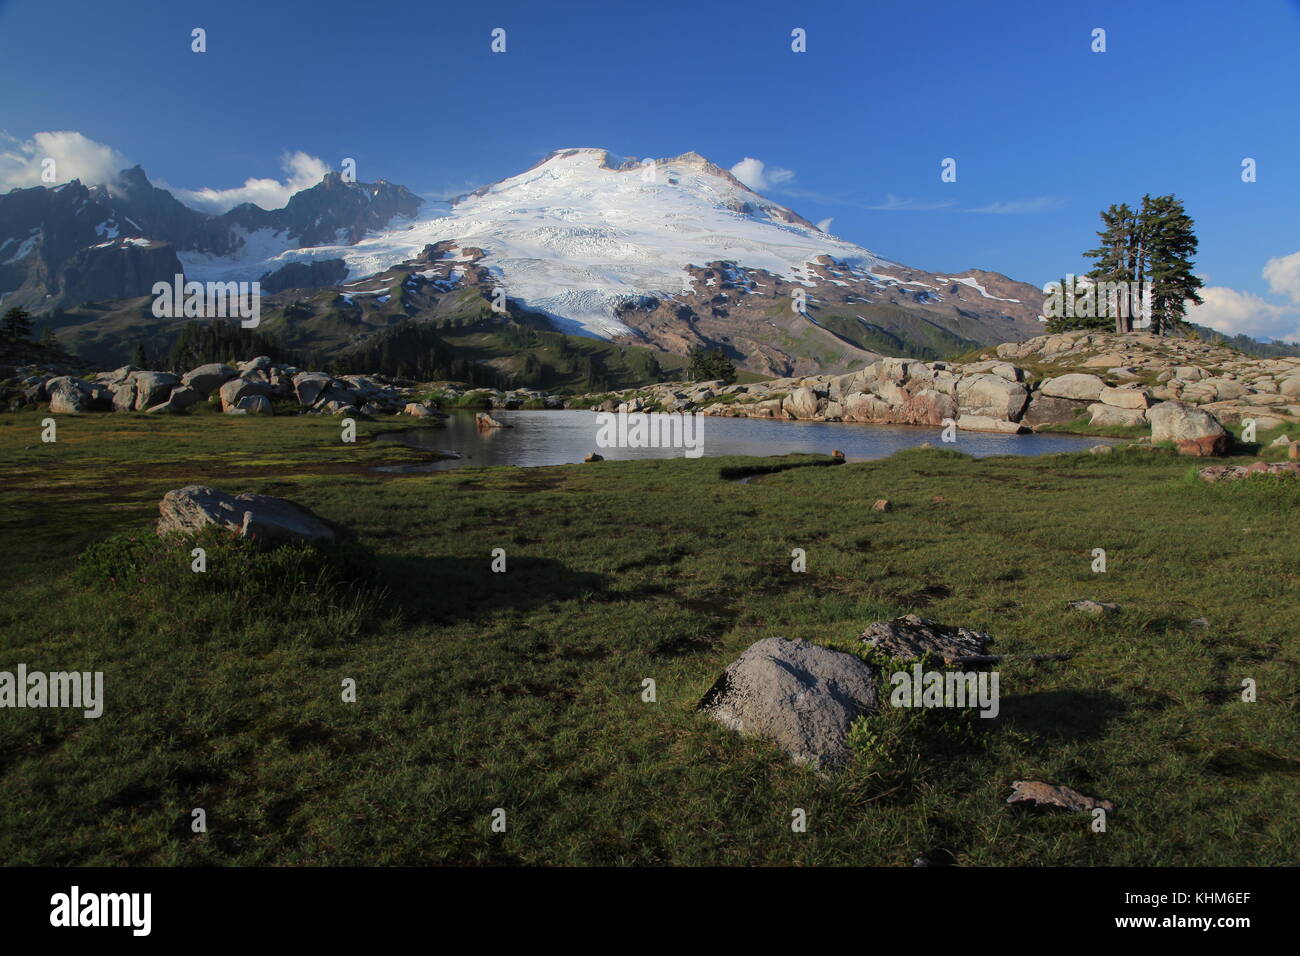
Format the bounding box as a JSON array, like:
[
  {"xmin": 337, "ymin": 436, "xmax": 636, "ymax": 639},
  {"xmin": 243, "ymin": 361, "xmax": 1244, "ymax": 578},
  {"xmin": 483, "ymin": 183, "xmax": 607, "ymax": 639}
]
[
  {"xmin": 374, "ymin": 554, "xmax": 609, "ymax": 624},
  {"xmin": 998, "ymin": 689, "xmax": 1125, "ymax": 743}
]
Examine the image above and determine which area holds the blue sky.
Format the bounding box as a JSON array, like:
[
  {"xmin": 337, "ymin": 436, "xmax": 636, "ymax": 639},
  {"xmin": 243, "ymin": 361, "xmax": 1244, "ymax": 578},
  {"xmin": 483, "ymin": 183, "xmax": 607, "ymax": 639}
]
[{"xmin": 3, "ymin": 0, "xmax": 1300, "ymax": 339}]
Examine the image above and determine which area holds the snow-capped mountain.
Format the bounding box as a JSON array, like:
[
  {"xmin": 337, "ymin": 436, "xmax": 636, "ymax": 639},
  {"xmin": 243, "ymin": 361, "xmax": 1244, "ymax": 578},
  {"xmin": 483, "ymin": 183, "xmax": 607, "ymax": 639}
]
[
  {"xmin": 208, "ymin": 148, "xmax": 1036, "ymax": 340},
  {"xmin": 2, "ymin": 147, "xmax": 1046, "ymax": 374}
]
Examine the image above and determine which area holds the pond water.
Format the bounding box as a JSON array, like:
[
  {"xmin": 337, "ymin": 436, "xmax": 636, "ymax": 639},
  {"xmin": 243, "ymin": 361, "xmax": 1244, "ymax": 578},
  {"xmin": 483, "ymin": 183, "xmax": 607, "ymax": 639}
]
[{"xmin": 371, "ymin": 410, "xmax": 1113, "ymax": 472}]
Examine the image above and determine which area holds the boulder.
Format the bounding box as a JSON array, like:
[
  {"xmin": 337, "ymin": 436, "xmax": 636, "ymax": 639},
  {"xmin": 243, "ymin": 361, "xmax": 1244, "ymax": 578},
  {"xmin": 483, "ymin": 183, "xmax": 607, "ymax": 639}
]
[
  {"xmin": 110, "ymin": 380, "xmax": 137, "ymax": 411},
  {"xmin": 181, "ymin": 363, "xmax": 237, "ymax": 396},
  {"xmin": 899, "ymin": 387, "xmax": 956, "ymax": 425},
  {"xmin": 1039, "ymin": 373, "xmax": 1107, "ymax": 402},
  {"xmin": 1099, "ymin": 386, "xmax": 1151, "ymax": 409},
  {"xmin": 783, "ymin": 386, "xmax": 821, "ymax": 420},
  {"xmin": 1021, "ymin": 393, "xmax": 1088, "ymax": 427},
  {"xmin": 156, "ymin": 485, "xmax": 346, "ymax": 545},
  {"xmin": 1087, "ymin": 403, "xmax": 1147, "ymax": 427},
  {"xmin": 293, "ymin": 372, "xmax": 334, "ymax": 407},
  {"xmin": 956, "ymin": 374, "xmax": 1029, "ymax": 421},
  {"xmin": 697, "ymin": 637, "xmax": 879, "ymax": 771},
  {"xmin": 872, "ymin": 498, "xmax": 891, "ymax": 512},
  {"xmin": 858, "ymin": 614, "xmax": 994, "ymax": 664},
  {"xmin": 145, "ymin": 385, "xmax": 200, "ymax": 414},
  {"xmin": 475, "ymin": 411, "xmax": 507, "ymax": 429},
  {"xmin": 402, "ymin": 402, "xmax": 437, "ymax": 417},
  {"xmin": 130, "ymin": 371, "xmax": 180, "ymax": 411},
  {"xmin": 219, "ymin": 377, "xmax": 273, "ymax": 412},
  {"xmin": 234, "ymin": 394, "xmax": 273, "ymax": 415},
  {"xmin": 46, "ymin": 376, "xmax": 110, "ymax": 414},
  {"xmin": 1148, "ymin": 401, "xmax": 1231, "ymax": 457},
  {"xmin": 583, "ymin": 452, "xmax": 604, "ymax": 462},
  {"xmin": 956, "ymin": 415, "xmax": 1025, "ymax": 434}
]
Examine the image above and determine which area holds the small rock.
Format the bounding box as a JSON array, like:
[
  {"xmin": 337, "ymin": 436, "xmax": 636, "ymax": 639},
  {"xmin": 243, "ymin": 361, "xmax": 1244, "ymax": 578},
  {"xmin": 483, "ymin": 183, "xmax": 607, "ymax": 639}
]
[
  {"xmin": 872, "ymin": 499, "xmax": 891, "ymax": 512},
  {"xmin": 583, "ymin": 452, "xmax": 604, "ymax": 462},
  {"xmin": 475, "ymin": 411, "xmax": 507, "ymax": 429},
  {"xmin": 1089, "ymin": 444, "xmax": 1113, "ymax": 455},
  {"xmin": 1189, "ymin": 618, "xmax": 1210, "ymax": 629},
  {"xmin": 858, "ymin": 614, "xmax": 993, "ymax": 664},
  {"xmin": 1007, "ymin": 780, "xmax": 1115, "ymax": 814},
  {"xmin": 831, "ymin": 449, "xmax": 845, "ymax": 461},
  {"xmin": 1068, "ymin": 600, "xmax": 1119, "ymax": 616}
]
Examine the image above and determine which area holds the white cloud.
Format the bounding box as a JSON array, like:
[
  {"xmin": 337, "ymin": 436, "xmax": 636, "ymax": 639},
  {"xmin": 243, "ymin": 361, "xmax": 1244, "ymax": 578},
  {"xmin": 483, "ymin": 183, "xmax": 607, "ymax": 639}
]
[
  {"xmin": 0, "ymin": 130, "xmax": 131, "ymax": 190},
  {"xmin": 1261, "ymin": 251, "xmax": 1300, "ymax": 302},
  {"xmin": 965, "ymin": 197, "xmax": 1063, "ymax": 215},
  {"xmin": 729, "ymin": 157, "xmax": 795, "ymax": 193},
  {"xmin": 864, "ymin": 193, "xmax": 955, "ymax": 212},
  {"xmin": 170, "ymin": 151, "xmax": 330, "ymax": 213},
  {"xmin": 1186, "ymin": 251, "xmax": 1300, "ymax": 342}
]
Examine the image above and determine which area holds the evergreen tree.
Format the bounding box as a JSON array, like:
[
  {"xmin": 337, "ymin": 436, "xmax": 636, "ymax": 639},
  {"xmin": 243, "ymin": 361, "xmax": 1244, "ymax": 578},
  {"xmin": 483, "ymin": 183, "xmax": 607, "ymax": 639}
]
[
  {"xmin": 1084, "ymin": 203, "xmax": 1139, "ymax": 332},
  {"xmin": 1044, "ymin": 276, "xmax": 1110, "ymax": 333},
  {"xmin": 687, "ymin": 346, "xmax": 737, "ymax": 384},
  {"xmin": 2, "ymin": 307, "xmax": 33, "ymax": 340},
  {"xmin": 1082, "ymin": 194, "xmax": 1201, "ymax": 335},
  {"xmin": 39, "ymin": 326, "xmax": 60, "ymax": 352},
  {"xmin": 132, "ymin": 343, "xmax": 149, "ymax": 369},
  {"xmin": 1142, "ymin": 194, "xmax": 1203, "ymax": 335}
]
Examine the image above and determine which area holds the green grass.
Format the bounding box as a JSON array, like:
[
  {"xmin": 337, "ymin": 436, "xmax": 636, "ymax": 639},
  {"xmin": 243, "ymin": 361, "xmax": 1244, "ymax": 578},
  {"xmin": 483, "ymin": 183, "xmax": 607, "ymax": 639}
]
[{"xmin": 0, "ymin": 412, "xmax": 1296, "ymax": 865}]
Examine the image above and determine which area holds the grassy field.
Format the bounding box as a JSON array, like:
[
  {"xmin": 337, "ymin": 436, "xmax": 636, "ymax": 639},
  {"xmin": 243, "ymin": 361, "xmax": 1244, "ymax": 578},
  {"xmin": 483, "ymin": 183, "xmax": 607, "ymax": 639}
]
[{"xmin": 0, "ymin": 410, "xmax": 1296, "ymax": 865}]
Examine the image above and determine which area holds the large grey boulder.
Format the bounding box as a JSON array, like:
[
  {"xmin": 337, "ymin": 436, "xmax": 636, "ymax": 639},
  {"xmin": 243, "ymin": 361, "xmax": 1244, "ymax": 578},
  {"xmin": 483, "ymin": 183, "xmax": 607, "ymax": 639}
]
[
  {"xmin": 1148, "ymin": 400, "xmax": 1231, "ymax": 456},
  {"xmin": 156, "ymin": 485, "xmax": 346, "ymax": 545},
  {"xmin": 956, "ymin": 374, "xmax": 1029, "ymax": 421},
  {"xmin": 1021, "ymin": 392, "xmax": 1088, "ymax": 426},
  {"xmin": 1039, "ymin": 373, "xmax": 1107, "ymax": 402},
  {"xmin": 956, "ymin": 415, "xmax": 1025, "ymax": 434},
  {"xmin": 130, "ymin": 371, "xmax": 180, "ymax": 411},
  {"xmin": 46, "ymin": 376, "xmax": 110, "ymax": 414},
  {"xmin": 1099, "ymin": 386, "xmax": 1151, "ymax": 409},
  {"xmin": 783, "ymin": 386, "xmax": 821, "ymax": 420},
  {"xmin": 181, "ymin": 363, "xmax": 238, "ymax": 396},
  {"xmin": 1087, "ymin": 403, "xmax": 1147, "ymax": 427},
  {"xmin": 293, "ymin": 372, "xmax": 334, "ymax": 407},
  {"xmin": 110, "ymin": 380, "xmax": 138, "ymax": 412},
  {"xmin": 697, "ymin": 637, "xmax": 879, "ymax": 771},
  {"xmin": 234, "ymin": 394, "xmax": 273, "ymax": 415},
  {"xmin": 219, "ymin": 376, "xmax": 273, "ymax": 411},
  {"xmin": 145, "ymin": 385, "xmax": 201, "ymax": 414}
]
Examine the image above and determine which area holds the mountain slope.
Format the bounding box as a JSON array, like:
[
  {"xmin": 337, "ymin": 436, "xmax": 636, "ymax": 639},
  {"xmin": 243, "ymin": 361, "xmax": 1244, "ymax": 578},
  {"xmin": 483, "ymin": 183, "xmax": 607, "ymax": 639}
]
[
  {"xmin": 3, "ymin": 147, "xmax": 1047, "ymax": 375},
  {"xmin": 218, "ymin": 148, "xmax": 1046, "ymax": 373},
  {"xmin": 0, "ymin": 168, "xmax": 422, "ymax": 311}
]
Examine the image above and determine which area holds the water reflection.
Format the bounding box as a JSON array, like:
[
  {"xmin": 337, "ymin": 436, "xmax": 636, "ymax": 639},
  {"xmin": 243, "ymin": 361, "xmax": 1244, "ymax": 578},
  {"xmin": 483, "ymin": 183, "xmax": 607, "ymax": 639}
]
[{"xmin": 372, "ymin": 410, "xmax": 1115, "ymax": 472}]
